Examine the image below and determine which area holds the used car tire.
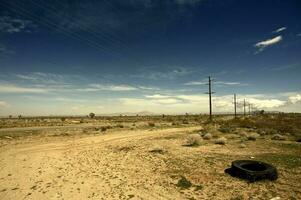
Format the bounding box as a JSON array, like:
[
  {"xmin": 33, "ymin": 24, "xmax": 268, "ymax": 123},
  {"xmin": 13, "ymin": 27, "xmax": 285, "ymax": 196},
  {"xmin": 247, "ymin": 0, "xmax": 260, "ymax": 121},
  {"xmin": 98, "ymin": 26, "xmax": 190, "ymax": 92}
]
[{"xmin": 225, "ymin": 160, "xmax": 278, "ymax": 182}]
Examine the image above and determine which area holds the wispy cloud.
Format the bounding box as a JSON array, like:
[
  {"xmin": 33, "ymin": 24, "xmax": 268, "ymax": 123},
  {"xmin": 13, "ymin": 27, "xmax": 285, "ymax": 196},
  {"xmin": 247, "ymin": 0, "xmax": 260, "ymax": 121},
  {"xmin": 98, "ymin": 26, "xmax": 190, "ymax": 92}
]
[
  {"xmin": 184, "ymin": 81, "xmax": 207, "ymax": 86},
  {"xmin": 120, "ymin": 93, "xmax": 291, "ymax": 114},
  {"xmin": 0, "ymin": 84, "xmax": 48, "ymax": 93},
  {"xmin": 0, "ymin": 16, "xmax": 36, "ymax": 34},
  {"xmin": 15, "ymin": 72, "xmax": 73, "ymax": 85},
  {"xmin": 254, "ymin": 35, "xmax": 282, "ymax": 53},
  {"xmin": 174, "ymin": 0, "xmax": 204, "ymax": 5},
  {"xmin": 145, "ymin": 94, "xmax": 172, "ymax": 99},
  {"xmin": 137, "ymin": 86, "xmax": 160, "ymax": 91},
  {"xmin": 0, "ymin": 101, "xmax": 8, "ymax": 108},
  {"xmin": 184, "ymin": 80, "xmax": 248, "ymax": 86},
  {"xmin": 0, "ymin": 43, "xmax": 14, "ymax": 57},
  {"xmin": 288, "ymin": 94, "xmax": 301, "ymax": 104},
  {"xmin": 78, "ymin": 84, "xmax": 137, "ymax": 92},
  {"xmin": 272, "ymin": 27, "xmax": 287, "ymax": 33},
  {"xmin": 271, "ymin": 63, "xmax": 300, "ymax": 71},
  {"xmin": 132, "ymin": 67, "xmax": 195, "ymax": 80}
]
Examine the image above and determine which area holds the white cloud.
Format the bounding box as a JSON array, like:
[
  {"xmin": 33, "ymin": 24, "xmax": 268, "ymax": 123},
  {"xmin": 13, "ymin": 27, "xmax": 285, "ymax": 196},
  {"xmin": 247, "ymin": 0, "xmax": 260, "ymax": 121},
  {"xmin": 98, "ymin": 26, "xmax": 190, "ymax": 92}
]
[
  {"xmin": 184, "ymin": 81, "xmax": 207, "ymax": 86},
  {"xmin": 132, "ymin": 93, "xmax": 289, "ymax": 113},
  {"xmin": 270, "ymin": 63, "xmax": 299, "ymax": 71},
  {"xmin": 247, "ymin": 98, "xmax": 286, "ymax": 109},
  {"xmin": 145, "ymin": 94, "xmax": 172, "ymax": 99},
  {"xmin": 155, "ymin": 98, "xmax": 182, "ymax": 104},
  {"xmin": 215, "ymin": 81, "xmax": 248, "ymax": 86},
  {"xmin": 273, "ymin": 27, "xmax": 287, "ymax": 33},
  {"xmin": 176, "ymin": 94, "xmax": 208, "ymax": 103},
  {"xmin": 138, "ymin": 86, "xmax": 160, "ymax": 90},
  {"xmin": 133, "ymin": 67, "xmax": 194, "ymax": 80},
  {"xmin": 0, "ymin": 84, "xmax": 48, "ymax": 93},
  {"xmin": 0, "ymin": 101, "xmax": 8, "ymax": 108},
  {"xmin": 0, "ymin": 16, "xmax": 35, "ymax": 34},
  {"xmin": 288, "ymin": 94, "xmax": 301, "ymax": 104},
  {"xmin": 78, "ymin": 84, "xmax": 137, "ymax": 92},
  {"xmin": 254, "ymin": 36, "xmax": 282, "ymax": 52},
  {"xmin": 184, "ymin": 80, "xmax": 247, "ymax": 86}
]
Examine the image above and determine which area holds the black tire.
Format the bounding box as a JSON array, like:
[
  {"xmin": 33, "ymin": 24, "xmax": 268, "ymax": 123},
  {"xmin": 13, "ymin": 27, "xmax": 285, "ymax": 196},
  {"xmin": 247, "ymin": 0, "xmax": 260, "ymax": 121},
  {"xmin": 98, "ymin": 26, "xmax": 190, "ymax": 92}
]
[{"xmin": 225, "ymin": 160, "xmax": 278, "ymax": 182}]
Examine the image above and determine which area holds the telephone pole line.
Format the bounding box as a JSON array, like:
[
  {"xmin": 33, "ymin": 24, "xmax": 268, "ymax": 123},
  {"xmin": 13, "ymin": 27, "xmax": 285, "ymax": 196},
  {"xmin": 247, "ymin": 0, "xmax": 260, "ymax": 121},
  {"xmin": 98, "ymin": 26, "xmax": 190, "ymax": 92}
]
[
  {"xmin": 234, "ymin": 94, "xmax": 237, "ymax": 119},
  {"xmin": 243, "ymin": 99, "xmax": 246, "ymax": 117},
  {"xmin": 205, "ymin": 76, "xmax": 215, "ymax": 121},
  {"xmin": 248, "ymin": 103, "xmax": 251, "ymax": 116}
]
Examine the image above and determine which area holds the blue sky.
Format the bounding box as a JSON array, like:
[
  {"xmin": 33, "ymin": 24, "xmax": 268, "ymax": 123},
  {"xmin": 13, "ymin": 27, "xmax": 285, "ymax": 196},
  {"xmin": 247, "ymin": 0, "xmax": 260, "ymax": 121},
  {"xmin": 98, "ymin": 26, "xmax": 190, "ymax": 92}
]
[{"xmin": 0, "ymin": 0, "xmax": 301, "ymax": 115}]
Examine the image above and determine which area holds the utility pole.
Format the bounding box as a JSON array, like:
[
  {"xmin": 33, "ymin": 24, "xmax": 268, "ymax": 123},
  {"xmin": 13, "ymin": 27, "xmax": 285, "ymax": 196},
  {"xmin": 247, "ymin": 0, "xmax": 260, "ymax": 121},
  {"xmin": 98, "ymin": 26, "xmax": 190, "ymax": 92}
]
[
  {"xmin": 205, "ymin": 76, "xmax": 215, "ymax": 121},
  {"xmin": 234, "ymin": 94, "xmax": 237, "ymax": 119},
  {"xmin": 243, "ymin": 99, "xmax": 246, "ymax": 117},
  {"xmin": 248, "ymin": 103, "xmax": 251, "ymax": 116}
]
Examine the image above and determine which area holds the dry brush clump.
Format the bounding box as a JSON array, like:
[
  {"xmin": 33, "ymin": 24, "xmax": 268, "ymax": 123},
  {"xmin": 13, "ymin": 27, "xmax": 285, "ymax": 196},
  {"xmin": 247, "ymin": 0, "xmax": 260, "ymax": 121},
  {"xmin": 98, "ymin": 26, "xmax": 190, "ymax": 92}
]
[
  {"xmin": 203, "ymin": 133, "xmax": 212, "ymax": 140},
  {"xmin": 247, "ymin": 132, "xmax": 260, "ymax": 141},
  {"xmin": 225, "ymin": 114, "xmax": 301, "ymax": 135},
  {"xmin": 148, "ymin": 122, "xmax": 155, "ymax": 127},
  {"xmin": 215, "ymin": 137, "xmax": 227, "ymax": 145},
  {"xmin": 149, "ymin": 145, "xmax": 166, "ymax": 154},
  {"xmin": 271, "ymin": 134, "xmax": 286, "ymax": 141},
  {"xmin": 186, "ymin": 134, "xmax": 203, "ymax": 146}
]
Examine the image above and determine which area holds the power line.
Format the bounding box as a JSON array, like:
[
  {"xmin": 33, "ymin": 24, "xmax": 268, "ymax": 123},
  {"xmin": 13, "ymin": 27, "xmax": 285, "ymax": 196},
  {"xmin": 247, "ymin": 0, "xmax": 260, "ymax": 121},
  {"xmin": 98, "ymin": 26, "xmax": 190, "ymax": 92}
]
[
  {"xmin": 248, "ymin": 102, "xmax": 251, "ymax": 116},
  {"xmin": 30, "ymin": 0, "xmax": 128, "ymax": 49},
  {"xmin": 205, "ymin": 76, "xmax": 215, "ymax": 121},
  {"xmin": 243, "ymin": 99, "xmax": 246, "ymax": 117},
  {"xmin": 234, "ymin": 93, "xmax": 237, "ymax": 119},
  {"xmin": 0, "ymin": 1, "xmax": 122, "ymax": 57}
]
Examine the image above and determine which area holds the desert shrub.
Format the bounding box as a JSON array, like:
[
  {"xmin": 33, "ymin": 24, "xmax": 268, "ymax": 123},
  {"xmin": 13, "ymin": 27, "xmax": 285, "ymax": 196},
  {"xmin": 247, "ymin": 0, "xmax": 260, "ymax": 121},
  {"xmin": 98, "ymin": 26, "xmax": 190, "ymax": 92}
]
[
  {"xmin": 116, "ymin": 124, "xmax": 124, "ymax": 128},
  {"xmin": 89, "ymin": 112, "xmax": 95, "ymax": 118},
  {"xmin": 247, "ymin": 133, "xmax": 260, "ymax": 141},
  {"xmin": 149, "ymin": 146, "xmax": 166, "ymax": 154},
  {"xmin": 182, "ymin": 120, "xmax": 189, "ymax": 124},
  {"xmin": 237, "ymin": 130, "xmax": 248, "ymax": 137},
  {"xmin": 171, "ymin": 121, "xmax": 178, "ymax": 126},
  {"xmin": 186, "ymin": 134, "xmax": 202, "ymax": 146},
  {"xmin": 100, "ymin": 127, "xmax": 107, "ymax": 132},
  {"xmin": 271, "ymin": 134, "xmax": 286, "ymax": 140},
  {"xmin": 230, "ymin": 195, "xmax": 244, "ymax": 200},
  {"xmin": 176, "ymin": 176, "xmax": 192, "ymax": 189},
  {"xmin": 215, "ymin": 137, "xmax": 227, "ymax": 145},
  {"xmin": 203, "ymin": 133, "xmax": 212, "ymax": 140},
  {"xmin": 61, "ymin": 117, "xmax": 66, "ymax": 122},
  {"xmin": 225, "ymin": 114, "xmax": 301, "ymax": 135},
  {"xmin": 226, "ymin": 134, "xmax": 239, "ymax": 139},
  {"xmin": 218, "ymin": 125, "xmax": 232, "ymax": 133},
  {"xmin": 194, "ymin": 184, "xmax": 203, "ymax": 191},
  {"xmin": 148, "ymin": 122, "xmax": 155, "ymax": 127}
]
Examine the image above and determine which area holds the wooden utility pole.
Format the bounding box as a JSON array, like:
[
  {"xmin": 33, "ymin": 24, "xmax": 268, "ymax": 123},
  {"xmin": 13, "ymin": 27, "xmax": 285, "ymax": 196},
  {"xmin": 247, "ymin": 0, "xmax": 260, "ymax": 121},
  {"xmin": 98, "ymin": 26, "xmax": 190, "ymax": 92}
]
[
  {"xmin": 206, "ymin": 76, "xmax": 215, "ymax": 121},
  {"xmin": 248, "ymin": 103, "xmax": 251, "ymax": 116},
  {"xmin": 234, "ymin": 94, "xmax": 237, "ymax": 119},
  {"xmin": 243, "ymin": 99, "xmax": 246, "ymax": 117}
]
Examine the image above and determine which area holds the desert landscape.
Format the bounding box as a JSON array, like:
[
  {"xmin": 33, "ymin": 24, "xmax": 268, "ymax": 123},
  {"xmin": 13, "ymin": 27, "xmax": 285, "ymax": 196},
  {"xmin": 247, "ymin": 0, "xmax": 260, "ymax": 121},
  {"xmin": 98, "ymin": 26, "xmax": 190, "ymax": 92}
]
[{"xmin": 0, "ymin": 114, "xmax": 300, "ymax": 200}]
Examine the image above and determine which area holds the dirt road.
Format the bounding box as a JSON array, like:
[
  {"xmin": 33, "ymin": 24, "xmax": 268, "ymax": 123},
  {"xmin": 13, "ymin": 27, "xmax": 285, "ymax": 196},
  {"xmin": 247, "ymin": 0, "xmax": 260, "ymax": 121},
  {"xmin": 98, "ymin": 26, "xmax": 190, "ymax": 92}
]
[
  {"xmin": 1, "ymin": 125, "xmax": 300, "ymax": 200},
  {"xmin": 0, "ymin": 126, "xmax": 202, "ymax": 200}
]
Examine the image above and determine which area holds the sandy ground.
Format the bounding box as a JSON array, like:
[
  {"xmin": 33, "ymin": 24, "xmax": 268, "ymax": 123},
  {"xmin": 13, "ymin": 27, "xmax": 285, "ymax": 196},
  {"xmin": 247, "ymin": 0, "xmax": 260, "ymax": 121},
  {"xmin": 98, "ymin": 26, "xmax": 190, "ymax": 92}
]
[{"xmin": 0, "ymin": 125, "xmax": 300, "ymax": 200}]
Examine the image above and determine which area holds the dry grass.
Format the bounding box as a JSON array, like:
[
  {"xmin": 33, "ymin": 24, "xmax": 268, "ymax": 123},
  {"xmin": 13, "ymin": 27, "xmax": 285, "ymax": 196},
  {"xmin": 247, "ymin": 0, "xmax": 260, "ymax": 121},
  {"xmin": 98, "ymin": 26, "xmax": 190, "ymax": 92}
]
[
  {"xmin": 215, "ymin": 137, "xmax": 227, "ymax": 145},
  {"xmin": 186, "ymin": 134, "xmax": 203, "ymax": 146}
]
